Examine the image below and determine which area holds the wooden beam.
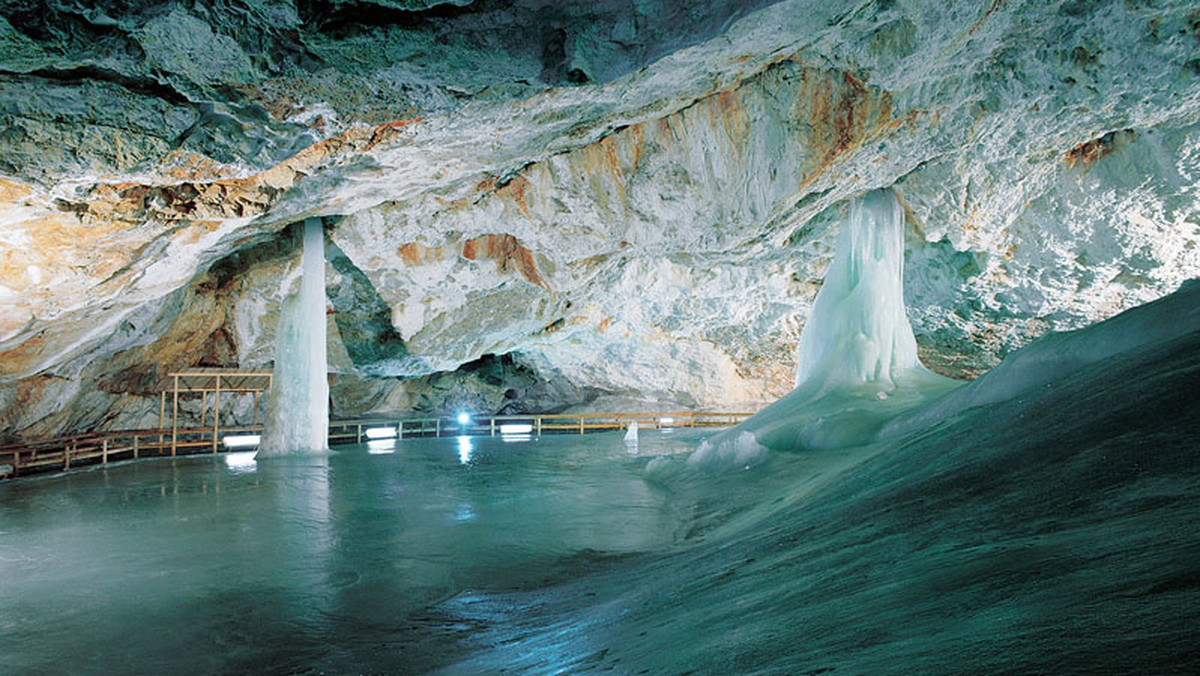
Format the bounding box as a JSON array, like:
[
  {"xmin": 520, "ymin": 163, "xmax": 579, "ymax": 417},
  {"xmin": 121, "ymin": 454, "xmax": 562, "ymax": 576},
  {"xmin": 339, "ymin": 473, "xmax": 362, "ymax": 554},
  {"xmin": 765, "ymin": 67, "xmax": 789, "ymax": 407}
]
[
  {"xmin": 171, "ymin": 375, "xmax": 179, "ymax": 456},
  {"xmin": 212, "ymin": 375, "xmax": 221, "ymax": 453}
]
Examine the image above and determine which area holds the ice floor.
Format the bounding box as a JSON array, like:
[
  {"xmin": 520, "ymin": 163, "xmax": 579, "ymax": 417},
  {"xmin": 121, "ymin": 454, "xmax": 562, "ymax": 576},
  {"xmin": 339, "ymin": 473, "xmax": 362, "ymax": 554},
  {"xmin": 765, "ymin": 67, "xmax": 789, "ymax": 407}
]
[{"xmin": 3, "ymin": 300, "xmax": 1200, "ymax": 674}]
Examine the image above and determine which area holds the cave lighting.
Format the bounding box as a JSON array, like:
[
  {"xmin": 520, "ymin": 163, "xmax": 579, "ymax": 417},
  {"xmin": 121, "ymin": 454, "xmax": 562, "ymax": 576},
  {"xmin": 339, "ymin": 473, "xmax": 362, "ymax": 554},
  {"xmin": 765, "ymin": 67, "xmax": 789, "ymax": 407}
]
[
  {"xmin": 223, "ymin": 434, "xmax": 261, "ymax": 449},
  {"xmin": 365, "ymin": 426, "xmax": 398, "ymax": 439},
  {"xmin": 659, "ymin": 416, "xmax": 675, "ymax": 426},
  {"xmin": 457, "ymin": 411, "xmax": 471, "ymax": 426},
  {"xmin": 500, "ymin": 423, "xmax": 533, "ymax": 435}
]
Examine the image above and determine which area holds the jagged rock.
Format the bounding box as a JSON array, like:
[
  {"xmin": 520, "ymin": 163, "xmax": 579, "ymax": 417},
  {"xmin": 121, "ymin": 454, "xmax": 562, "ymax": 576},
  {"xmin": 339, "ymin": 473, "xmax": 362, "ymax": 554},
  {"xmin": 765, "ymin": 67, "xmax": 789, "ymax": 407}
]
[{"xmin": 1, "ymin": 0, "xmax": 1199, "ymax": 439}]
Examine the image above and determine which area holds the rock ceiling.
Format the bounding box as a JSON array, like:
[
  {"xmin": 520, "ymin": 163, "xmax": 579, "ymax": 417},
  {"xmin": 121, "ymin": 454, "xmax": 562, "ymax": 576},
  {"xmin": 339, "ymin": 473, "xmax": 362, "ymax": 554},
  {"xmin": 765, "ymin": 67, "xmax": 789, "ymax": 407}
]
[{"xmin": 1, "ymin": 0, "xmax": 1199, "ymax": 437}]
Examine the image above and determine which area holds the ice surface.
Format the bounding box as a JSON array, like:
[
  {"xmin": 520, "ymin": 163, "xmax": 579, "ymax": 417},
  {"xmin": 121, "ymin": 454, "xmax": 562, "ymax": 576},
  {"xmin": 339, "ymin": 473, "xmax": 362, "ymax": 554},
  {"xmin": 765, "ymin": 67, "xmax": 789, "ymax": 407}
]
[
  {"xmin": 258, "ymin": 218, "xmax": 329, "ymax": 457},
  {"xmin": 884, "ymin": 277, "xmax": 1200, "ymax": 440},
  {"xmin": 0, "ymin": 432, "xmax": 698, "ymax": 675},
  {"xmin": 2, "ymin": 282, "xmax": 1199, "ymax": 673},
  {"xmin": 700, "ymin": 189, "xmax": 959, "ymax": 460}
]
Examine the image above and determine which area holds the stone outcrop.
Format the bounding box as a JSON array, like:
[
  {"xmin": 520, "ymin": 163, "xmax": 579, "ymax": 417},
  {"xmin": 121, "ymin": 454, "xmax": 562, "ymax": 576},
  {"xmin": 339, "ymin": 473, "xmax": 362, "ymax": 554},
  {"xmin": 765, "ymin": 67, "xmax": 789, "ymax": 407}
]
[{"xmin": 1, "ymin": 0, "xmax": 1199, "ymax": 439}]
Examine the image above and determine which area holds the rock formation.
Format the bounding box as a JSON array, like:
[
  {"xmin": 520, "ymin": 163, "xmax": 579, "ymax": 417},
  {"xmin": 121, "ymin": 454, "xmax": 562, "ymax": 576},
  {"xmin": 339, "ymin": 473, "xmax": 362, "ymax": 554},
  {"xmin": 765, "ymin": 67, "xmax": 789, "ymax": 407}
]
[{"xmin": 1, "ymin": 0, "xmax": 1199, "ymax": 439}]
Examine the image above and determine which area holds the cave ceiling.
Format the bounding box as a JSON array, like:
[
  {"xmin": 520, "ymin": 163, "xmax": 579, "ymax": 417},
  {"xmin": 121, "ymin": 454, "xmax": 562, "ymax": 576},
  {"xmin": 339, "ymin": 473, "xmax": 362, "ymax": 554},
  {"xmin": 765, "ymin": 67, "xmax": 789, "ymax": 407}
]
[{"xmin": 1, "ymin": 0, "xmax": 1199, "ymax": 436}]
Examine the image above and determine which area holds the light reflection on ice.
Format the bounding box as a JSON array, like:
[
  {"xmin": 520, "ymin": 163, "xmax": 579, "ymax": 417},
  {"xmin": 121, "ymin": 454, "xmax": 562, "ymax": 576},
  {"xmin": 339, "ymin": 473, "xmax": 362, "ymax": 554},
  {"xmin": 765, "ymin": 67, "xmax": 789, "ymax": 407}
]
[
  {"xmin": 367, "ymin": 439, "xmax": 396, "ymax": 453},
  {"xmin": 223, "ymin": 451, "xmax": 258, "ymax": 473}
]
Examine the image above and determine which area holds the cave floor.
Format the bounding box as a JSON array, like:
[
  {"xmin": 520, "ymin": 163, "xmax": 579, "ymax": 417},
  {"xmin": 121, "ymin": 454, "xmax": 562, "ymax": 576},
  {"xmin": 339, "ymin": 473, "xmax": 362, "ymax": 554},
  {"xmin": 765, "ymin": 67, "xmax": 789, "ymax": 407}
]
[{"xmin": 2, "ymin": 336, "xmax": 1199, "ymax": 676}]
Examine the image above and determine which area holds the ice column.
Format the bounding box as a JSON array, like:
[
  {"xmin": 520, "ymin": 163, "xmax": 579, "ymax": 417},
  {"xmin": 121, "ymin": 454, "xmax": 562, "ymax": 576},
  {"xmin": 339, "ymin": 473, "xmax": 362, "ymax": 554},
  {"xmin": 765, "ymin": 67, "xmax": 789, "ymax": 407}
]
[
  {"xmin": 258, "ymin": 218, "xmax": 329, "ymax": 457},
  {"xmin": 794, "ymin": 189, "xmax": 920, "ymax": 391}
]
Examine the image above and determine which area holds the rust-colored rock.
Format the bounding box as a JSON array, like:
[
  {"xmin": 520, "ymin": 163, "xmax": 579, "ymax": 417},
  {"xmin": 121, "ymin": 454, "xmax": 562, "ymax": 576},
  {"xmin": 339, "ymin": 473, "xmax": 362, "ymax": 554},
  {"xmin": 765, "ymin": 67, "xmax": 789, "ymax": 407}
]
[
  {"xmin": 460, "ymin": 234, "xmax": 548, "ymax": 289},
  {"xmin": 1064, "ymin": 129, "xmax": 1136, "ymax": 168}
]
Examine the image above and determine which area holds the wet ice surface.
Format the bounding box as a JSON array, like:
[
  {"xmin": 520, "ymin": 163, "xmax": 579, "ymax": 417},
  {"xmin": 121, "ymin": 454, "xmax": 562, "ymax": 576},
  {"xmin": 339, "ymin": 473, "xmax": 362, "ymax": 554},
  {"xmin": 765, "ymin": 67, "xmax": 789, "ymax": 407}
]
[
  {"xmin": 3, "ymin": 328, "xmax": 1200, "ymax": 674},
  {"xmin": 0, "ymin": 432, "xmax": 703, "ymax": 675}
]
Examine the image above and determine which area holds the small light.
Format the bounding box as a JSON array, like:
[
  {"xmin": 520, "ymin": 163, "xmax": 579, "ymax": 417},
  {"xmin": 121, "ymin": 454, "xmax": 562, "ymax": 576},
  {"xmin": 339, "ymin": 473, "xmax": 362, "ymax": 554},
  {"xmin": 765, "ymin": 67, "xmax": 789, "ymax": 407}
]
[
  {"xmin": 660, "ymin": 416, "xmax": 675, "ymax": 425},
  {"xmin": 457, "ymin": 412, "xmax": 471, "ymax": 425},
  {"xmin": 500, "ymin": 423, "xmax": 532, "ymax": 435},
  {"xmin": 365, "ymin": 426, "xmax": 397, "ymax": 440},
  {"xmin": 223, "ymin": 434, "xmax": 261, "ymax": 449}
]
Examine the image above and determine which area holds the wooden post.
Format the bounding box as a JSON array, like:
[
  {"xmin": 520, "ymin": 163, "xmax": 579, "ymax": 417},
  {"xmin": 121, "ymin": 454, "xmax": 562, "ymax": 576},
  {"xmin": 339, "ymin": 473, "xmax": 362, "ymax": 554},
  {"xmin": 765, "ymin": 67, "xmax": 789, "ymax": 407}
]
[
  {"xmin": 536, "ymin": 416, "xmax": 542, "ymax": 437},
  {"xmin": 579, "ymin": 416, "xmax": 584, "ymax": 435},
  {"xmin": 435, "ymin": 419, "xmax": 440, "ymax": 437},
  {"xmin": 102, "ymin": 438, "xmax": 108, "ymax": 464},
  {"xmin": 159, "ymin": 391, "xmax": 166, "ymax": 453},
  {"xmin": 133, "ymin": 434, "xmax": 139, "ymax": 459},
  {"xmin": 490, "ymin": 418, "xmax": 496, "ymax": 437},
  {"xmin": 171, "ymin": 375, "xmax": 179, "ymax": 456},
  {"xmin": 253, "ymin": 391, "xmax": 259, "ymax": 426},
  {"xmin": 397, "ymin": 422, "xmax": 403, "ymax": 440},
  {"xmin": 355, "ymin": 424, "xmax": 362, "ymax": 444},
  {"xmin": 64, "ymin": 443, "xmax": 70, "ymax": 470},
  {"xmin": 212, "ymin": 375, "xmax": 221, "ymax": 453},
  {"xmin": 199, "ymin": 391, "xmax": 206, "ymax": 426}
]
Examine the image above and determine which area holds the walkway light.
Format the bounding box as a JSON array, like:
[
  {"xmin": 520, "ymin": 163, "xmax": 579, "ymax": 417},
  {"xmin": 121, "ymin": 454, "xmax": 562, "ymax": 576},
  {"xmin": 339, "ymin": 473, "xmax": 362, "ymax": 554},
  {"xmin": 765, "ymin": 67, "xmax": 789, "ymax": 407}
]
[
  {"xmin": 365, "ymin": 426, "xmax": 397, "ymax": 439},
  {"xmin": 457, "ymin": 411, "xmax": 471, "ymax": 426},
  {"xmin": 223, "ymin": 434, "xmax": 261, "ymax": 449}
]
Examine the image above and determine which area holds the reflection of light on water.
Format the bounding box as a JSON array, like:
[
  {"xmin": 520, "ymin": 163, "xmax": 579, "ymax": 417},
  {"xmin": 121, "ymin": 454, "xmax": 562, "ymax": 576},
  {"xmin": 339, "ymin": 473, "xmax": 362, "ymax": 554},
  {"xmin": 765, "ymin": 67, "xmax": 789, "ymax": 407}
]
[
  {"xmin": 457, "ymin": 436, "xmax": 473, "ymax": 464},
  {"xmin": 224, "ymin": 451, "xmax": 257, "ymax": 474},
  {"xmin": 502, "ymin": 434, "xmax": 531, "ymax": 444},
  {"xmin": 365, "ymin": 427, "xmax": 397, "ymax": 440},
  {"xmin": 456, "ymin": 504, "xmax": 476, "ymax": 522},
  {"xmin": 367, "ymin": 439, "xmax": 396, "ymax": 454}
]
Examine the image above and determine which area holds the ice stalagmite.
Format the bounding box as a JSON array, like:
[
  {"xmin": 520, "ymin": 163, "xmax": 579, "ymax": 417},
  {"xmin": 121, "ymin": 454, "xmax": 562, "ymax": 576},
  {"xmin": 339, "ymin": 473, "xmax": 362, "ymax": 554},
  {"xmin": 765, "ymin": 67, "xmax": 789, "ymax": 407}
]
[
  {"xmin": 258, "ymin": 218, "xmax": 330, "ymax": 457},
  {"xmin": 793, "ymin": 188, "xmax": 921, "ymax": 392},
  {"xmin": 693, "ymin": 189, "xmax": 958, "ymax": 463}
]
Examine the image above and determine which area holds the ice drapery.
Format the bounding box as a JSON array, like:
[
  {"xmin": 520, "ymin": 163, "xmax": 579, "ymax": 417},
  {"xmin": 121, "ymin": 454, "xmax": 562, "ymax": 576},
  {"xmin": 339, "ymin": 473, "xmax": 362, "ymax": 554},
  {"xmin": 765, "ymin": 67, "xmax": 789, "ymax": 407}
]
[
  {"xmin": 694, "ymin": 189, "xmax": 957, "ymax": 460},
  {"xmin": 794, "ymin": 188, "xmax": 920, "ymax": 391}
]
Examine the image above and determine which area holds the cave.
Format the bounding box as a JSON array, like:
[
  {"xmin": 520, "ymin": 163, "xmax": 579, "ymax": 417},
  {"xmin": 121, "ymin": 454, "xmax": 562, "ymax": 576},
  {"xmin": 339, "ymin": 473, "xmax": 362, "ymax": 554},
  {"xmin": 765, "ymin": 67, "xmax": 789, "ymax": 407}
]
[{"xmin": 1, "ymin": 0, "xmax": 1199, "ymax": 673}]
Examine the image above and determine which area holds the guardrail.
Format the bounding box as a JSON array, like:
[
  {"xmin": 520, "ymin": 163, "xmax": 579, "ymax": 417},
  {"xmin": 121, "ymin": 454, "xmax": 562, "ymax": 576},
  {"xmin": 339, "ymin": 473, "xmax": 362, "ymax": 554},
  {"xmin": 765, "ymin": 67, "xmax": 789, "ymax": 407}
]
[{"xmin": 0, "ymin": 411, "xmax": 753, "ymax": 480}]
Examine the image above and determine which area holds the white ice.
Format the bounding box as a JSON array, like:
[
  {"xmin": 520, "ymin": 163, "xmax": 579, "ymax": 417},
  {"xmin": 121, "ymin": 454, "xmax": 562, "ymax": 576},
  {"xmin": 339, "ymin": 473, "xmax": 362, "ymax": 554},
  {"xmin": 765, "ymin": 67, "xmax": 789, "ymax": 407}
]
[
  {"xmin": 258, "ymin": 218, "xmax": 330, "ymax": 457},
  {"xmin": 695, "ymin": 189, "xmax": 959, "ymax": 462}
]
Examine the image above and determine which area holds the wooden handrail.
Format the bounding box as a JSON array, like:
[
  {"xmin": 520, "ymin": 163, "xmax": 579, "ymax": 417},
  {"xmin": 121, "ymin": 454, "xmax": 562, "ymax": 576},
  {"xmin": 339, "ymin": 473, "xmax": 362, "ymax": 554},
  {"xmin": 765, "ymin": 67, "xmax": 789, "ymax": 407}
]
[{"xmin": 0, "ymin": 411, "xmax": 754, "ymax": 479}]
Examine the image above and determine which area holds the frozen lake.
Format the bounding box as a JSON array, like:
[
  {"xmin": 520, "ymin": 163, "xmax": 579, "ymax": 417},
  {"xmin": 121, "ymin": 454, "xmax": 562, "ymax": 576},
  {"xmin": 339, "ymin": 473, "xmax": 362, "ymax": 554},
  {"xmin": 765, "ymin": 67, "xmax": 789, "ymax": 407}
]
[
  {"xmin": 3, "ymin": 310, "xmax": 1199, "ymax": 675},
  {"xmin": 0, "ymin": 431, "xmax": 712, "ymax": 674}
]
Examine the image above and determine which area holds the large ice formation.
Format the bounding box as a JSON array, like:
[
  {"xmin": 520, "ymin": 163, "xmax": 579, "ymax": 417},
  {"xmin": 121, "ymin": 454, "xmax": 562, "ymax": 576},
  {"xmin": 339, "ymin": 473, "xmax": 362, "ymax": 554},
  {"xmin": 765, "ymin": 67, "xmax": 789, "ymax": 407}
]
[
  {"xmin": 696, "ymin": 189, "xmax": 958, "ymax": 461},
  {"xmin": 258, "ymin": 219, "xmax": 330, "ymax": 457}
]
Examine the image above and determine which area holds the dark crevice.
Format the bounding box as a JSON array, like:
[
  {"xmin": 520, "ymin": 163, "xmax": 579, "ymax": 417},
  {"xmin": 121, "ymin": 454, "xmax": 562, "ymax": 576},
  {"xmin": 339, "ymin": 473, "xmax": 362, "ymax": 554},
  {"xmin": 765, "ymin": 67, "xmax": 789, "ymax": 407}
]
[
  {"xmin": 324, "ymin": 237, "xmax": 419, "ymax": 376},
  {"xmin": 297, "ymin": 0, "xmax": 484, "ymax": 33},
  {"xmin": 11, "ymin": 65, "xmax": 194, "ymax": 106}
]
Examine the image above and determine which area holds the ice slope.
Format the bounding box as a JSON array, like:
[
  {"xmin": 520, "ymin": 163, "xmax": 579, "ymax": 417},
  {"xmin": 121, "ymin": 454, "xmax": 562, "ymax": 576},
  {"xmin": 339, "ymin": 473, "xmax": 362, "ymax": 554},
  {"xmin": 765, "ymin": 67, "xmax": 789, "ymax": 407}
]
[{"xmin": 442, "ymin": 279, "xmax": 1200, "ymax": 675}]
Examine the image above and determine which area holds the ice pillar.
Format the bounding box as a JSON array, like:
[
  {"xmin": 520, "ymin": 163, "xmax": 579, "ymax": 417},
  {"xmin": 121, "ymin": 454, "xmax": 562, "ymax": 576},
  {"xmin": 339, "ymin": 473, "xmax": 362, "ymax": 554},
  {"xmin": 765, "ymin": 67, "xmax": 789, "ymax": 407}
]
[
  {"xmin": 794, "ymin": 188, "xmax": 920, "ymax": 392},
  {"xmin": 258, "ymin": 218, "xmax": 329, "ymax": 457}
]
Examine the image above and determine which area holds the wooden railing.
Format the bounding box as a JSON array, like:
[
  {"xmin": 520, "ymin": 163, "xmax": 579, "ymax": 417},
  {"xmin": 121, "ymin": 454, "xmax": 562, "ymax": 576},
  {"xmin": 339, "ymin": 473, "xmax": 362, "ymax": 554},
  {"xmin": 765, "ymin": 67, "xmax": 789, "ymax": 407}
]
[
  {"xmin": 0, "ymin": 411, "xmax": 753, "ymax": 480},
  {"xmin": 328, "ymin": 411, "xmax": 753, "ymax": 444}
]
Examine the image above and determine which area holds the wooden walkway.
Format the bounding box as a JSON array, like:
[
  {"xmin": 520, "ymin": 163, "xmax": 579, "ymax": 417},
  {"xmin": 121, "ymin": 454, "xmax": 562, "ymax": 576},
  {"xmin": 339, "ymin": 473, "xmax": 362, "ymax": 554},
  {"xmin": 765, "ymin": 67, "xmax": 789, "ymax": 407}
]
[{"xmin": 0, "ymin": 411, "xmax": 752, "ymax": 480}]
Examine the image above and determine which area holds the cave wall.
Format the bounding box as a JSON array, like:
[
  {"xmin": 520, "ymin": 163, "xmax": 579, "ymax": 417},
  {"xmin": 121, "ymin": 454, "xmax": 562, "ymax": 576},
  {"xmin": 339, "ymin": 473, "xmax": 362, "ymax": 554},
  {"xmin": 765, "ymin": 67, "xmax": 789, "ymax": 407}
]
[{"xmin": 1, "ymin": 0, "xmax": 1199, "ymax": 438}]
